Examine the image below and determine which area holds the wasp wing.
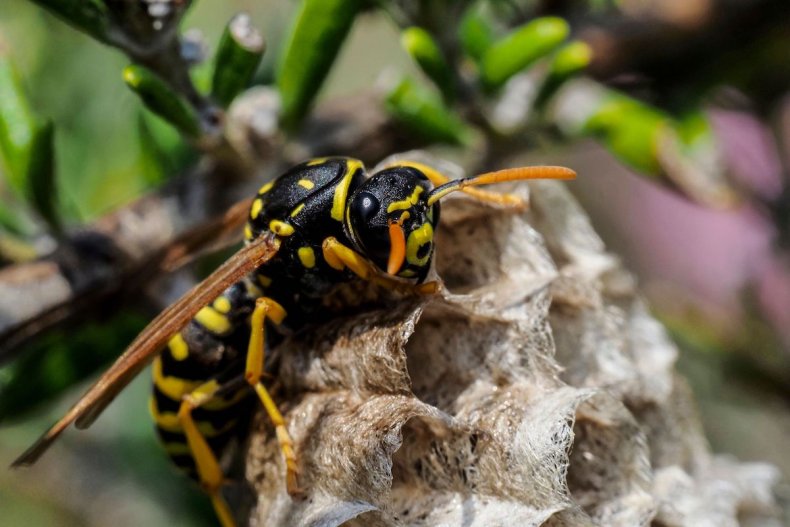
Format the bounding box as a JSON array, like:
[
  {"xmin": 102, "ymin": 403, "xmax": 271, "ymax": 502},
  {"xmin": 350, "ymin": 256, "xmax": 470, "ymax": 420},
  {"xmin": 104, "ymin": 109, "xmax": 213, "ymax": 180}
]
[{"xmin": 12, "ymin": 232, "xmax": 280, "ymax": 467}]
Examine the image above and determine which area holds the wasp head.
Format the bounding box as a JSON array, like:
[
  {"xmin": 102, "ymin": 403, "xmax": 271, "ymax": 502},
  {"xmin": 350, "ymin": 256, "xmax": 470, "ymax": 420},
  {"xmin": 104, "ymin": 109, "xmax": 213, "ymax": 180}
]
[{"xmin": 345, "ymin": 166, "xmax": 439, "ymax": 283}]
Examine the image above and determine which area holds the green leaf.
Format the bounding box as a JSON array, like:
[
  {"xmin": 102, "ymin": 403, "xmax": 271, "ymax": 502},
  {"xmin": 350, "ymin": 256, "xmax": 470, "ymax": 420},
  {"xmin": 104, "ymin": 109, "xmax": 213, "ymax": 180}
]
[
  {"xmin": 401, "ymin": 26, "xmax": 455, "ymax": 102},
  {"xmin": 0, "ymin": 49, "xmax": 62, "ymax": 232},
  {"xmin": 534, "ymin": 40, "xmax": 592, "ymax": 110},
  {"xmin": 0, "ymin": 51, "xmax": 37, "ymax": 195},
  {"xmin": 25, "ymin": 121, "xmax": 61, "ymax": 233},
  {"xmin": 277, "ymin": 0, "xmax": 365, "ymax": 130},
  {"xmin": 28, "ymin": 0, "xmax": 110, "ymax": 44},
  {"xmin": 385, "ymin": 76, "xmax": 469, "ymax": 145},
  {"xmin": 583, "ymin": 94, "xmax": 667, "ymax": 175},
  {"xmin": 123, "ymin": 64, "xmax": 201, "ymax": 138},
  {"xmin": 212, "ymin": 13, "xmax": 266, "ymax": 108},
  {"xmin": 459, "ymin": 6, "xmax": 495, "ymax": 62},
  {"xmin": 480, "ymin": 17, "xmax": 570, "ymax": 90}
]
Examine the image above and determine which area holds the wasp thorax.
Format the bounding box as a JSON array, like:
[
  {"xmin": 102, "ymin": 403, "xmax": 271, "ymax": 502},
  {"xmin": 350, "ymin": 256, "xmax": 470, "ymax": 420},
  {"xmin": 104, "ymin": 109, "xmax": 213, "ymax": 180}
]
[{"xmin": 345, "ymin": 166, "xmax": 440, "ymax": 282}]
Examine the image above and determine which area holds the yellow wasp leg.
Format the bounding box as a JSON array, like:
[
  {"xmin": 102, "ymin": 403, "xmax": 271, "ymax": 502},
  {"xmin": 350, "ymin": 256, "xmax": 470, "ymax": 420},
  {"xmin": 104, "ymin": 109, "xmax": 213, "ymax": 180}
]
[
  {"xmin": 177, "ymin": 381, "xmax": 236, "ymax": 527},
  {"xmin": 245, "ymin": 297, "xmax": 301, "ymax": 495},
  {"xmin": 321, "ymin": 237, "xmax": 439, "ymax": 295},
  {"xmin": 388, "ymin": 160, "xmax": 526, "ymax": 208}
]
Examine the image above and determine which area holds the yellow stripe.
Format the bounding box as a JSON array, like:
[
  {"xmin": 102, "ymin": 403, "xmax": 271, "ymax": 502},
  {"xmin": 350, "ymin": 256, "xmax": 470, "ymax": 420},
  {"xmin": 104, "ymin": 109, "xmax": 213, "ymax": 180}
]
[
  {"xmin": 387, "ymin": 185, "xmax": 424, "ymax": 213},
  {"xmin": 153, "ymin": 358, "xmax": 202, "ymax": 400},
  {"xmin": 213, "ymin": 296, "xmax": 231, "ymax": 314},
  {"xmin": 297, "ymin": 179, "xmax": 314, "ymax": 189},
  {"xmin": 250, "ymin": 198, "xmax": 264, "ymax": 219},
  {"xmin": 194, "ymin": 306, "xmax": 232, "ymax": 335},
  {"xmin": 167, "ymin": 333, "xmax": 189, "ymax": 361},
  {"xmin": 290, "ymin": 203, "xmax": 305, "ymax": 217},
  {"xmin": 258, "ymin": 181, "xmax": 274, "ymax": 194},
  {"xmin": 244, "ymin": 224, "xmax": 254, "ymax": 240},
  {"xmin": 298, "ymin": 246, "xmax": 316, "ymax": 268},
  {"xmin": 306, "ymin": 157, "xmax": 328, "ymax": 166},
  {"xmin": 332, "ymin": 160, "xmax": 362, "ymax": 221},
  {"xmin": 270, "ymin": 220, "xmax": 295, "ymax": 236},
  {"xmin": 257, "ymin": 273, "xmax": 272, "ymax": 287},
  {"xmin": 149, "ymin": 391, "xmax": 240, "ymax": 436},
  {"xmin": 406, "ymin": 222, "xmax": 434, "ymax": 266}
]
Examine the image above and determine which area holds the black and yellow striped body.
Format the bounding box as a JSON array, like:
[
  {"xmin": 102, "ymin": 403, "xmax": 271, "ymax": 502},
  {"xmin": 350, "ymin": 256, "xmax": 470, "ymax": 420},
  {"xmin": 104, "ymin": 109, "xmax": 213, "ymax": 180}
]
[
  {"xmin": 150, "ymin": 282, "xmax": 256, "ymax": 478},
  {"xmin": 150, "ymin": 157, "xmax": 441, "ymax": 480}
]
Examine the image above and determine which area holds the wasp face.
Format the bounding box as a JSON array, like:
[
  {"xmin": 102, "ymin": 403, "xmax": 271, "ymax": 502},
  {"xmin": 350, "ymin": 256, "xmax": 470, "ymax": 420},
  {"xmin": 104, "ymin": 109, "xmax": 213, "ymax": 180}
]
[{"xmin": 345, "ymin": 166, "xmax": 439, "ymax": 282}]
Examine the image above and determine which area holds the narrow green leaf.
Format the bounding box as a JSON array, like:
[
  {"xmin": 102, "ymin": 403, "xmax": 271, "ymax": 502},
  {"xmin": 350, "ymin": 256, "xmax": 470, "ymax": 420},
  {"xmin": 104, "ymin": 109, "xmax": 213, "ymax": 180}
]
[
  {"xmin": 0, "ymin": 51, "xmax": 37, "ymax": 195},
  {"xmin": 25, "ymin": 121, "xmax": 61, "ymax": 233},
  {"xmin": 212, "ymin": 13, "xmax": 266, "ymax": 108},
  {"xmin": 0, "ymin": 47, "xmax": 62, "ymax": 231},
  {"xmin": 480, "ymin": 17, "xmax": 570, "ymax": 90},
  {"xmin": 534, "ymin": 41, "xmax": 592, "ymax": 109},
  {"xmin": 385, "ymin": 77, "xmax": 469, "ymax": 145},
  {"xmin": 401, "ymin": 27, "xmax": 455, "ymax": 102},
  {"xmin": 583, "ymin": 95, "xmax": 667, "ymax": 175},
  {"xmin": 123, "ymin": 64, "xmax": 201, "ymax": 138},
  {"xmin": 277, "ymin": 0, "xmax": 365, "ymax": 130},
  {"xmin": 28, "ymin": 0, "xmax": 110, "ymax": 43},
  {"xmin": 459, "ymin": 7, "xmax": 495, "ymax": 62}
]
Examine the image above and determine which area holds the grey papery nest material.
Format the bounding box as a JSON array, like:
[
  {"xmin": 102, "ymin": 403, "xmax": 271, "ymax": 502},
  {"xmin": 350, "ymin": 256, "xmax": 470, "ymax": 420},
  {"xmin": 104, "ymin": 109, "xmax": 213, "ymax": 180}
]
[{"xmin": 243, "ymin": 155, "xmax": 781, "ymax": 527}]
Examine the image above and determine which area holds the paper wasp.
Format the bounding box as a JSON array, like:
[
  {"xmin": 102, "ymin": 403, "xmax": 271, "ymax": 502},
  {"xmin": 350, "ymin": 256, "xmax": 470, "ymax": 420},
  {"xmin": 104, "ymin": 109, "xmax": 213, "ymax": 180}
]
[{"xmin": 13, "ymin": 157, "xmax": 574, "ymax": 526}]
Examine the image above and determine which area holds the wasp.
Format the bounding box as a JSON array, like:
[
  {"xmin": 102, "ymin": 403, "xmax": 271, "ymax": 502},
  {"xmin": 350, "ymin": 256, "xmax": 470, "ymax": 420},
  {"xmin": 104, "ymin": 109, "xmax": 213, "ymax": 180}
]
[{"xmin": 12, "ymin": 157, "xmax": 575, "ymax": 526}]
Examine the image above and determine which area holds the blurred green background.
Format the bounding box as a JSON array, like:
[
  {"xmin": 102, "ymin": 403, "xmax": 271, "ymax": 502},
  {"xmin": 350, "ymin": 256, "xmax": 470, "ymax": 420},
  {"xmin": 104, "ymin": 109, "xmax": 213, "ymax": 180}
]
[{"xmin": 1, "ymin": 0, "xmax": 788, "ymax": 525}]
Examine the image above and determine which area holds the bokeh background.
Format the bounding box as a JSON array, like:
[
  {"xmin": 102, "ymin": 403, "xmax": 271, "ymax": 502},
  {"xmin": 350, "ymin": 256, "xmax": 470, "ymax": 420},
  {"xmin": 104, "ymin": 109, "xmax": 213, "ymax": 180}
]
[{"xmin": 1, "ymin": 1, "xmax": 788, "ymax": 525}]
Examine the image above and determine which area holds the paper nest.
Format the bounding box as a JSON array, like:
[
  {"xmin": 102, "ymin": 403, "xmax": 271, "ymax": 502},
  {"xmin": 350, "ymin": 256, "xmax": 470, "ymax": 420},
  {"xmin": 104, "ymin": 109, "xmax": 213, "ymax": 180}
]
[{"xmin": 243, "ymin": 155, "xmax": 781, "ymax": 527}]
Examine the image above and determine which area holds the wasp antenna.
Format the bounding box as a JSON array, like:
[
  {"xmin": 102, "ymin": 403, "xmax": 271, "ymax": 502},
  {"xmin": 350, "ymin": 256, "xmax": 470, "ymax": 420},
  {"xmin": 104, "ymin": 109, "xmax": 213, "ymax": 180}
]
[{"xmin": 427, "ymin": 166, "xmax": 576, "ymax": 205}]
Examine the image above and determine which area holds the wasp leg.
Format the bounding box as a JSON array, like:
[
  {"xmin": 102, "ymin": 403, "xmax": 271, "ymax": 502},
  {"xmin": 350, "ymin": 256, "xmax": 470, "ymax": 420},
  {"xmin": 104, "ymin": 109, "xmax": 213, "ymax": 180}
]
[
  {"xmin": 322, "ymin": 237, "xmax": 439, "ymax": 295},
  {"xmin": 177, "ymin": 380, "xmax": 238, "ymax": 527},
  {"xmin": 245, "ymin": 297, "xmax": 301, "ymax": 496},
  {"xmin": 389, "ymin": 160, "xmax": 526, "ymax": 208}
]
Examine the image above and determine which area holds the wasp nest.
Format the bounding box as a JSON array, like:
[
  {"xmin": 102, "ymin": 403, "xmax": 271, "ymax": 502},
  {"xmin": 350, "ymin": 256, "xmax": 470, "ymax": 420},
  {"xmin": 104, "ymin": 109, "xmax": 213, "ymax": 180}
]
[{"xmin": 244, "ymin": 155, "xmax": 781, "ymax": 527}]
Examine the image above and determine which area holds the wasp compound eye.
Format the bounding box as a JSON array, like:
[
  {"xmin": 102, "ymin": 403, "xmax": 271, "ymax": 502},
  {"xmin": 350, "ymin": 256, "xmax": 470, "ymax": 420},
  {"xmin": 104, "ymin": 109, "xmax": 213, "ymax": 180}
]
[
  {"xmin": 351, "ymin": 191, "xmax": 381, "ymax": 225},
  {"xmin": 347, "ymin": 189, "xmax": 390, "ymax": 269}
]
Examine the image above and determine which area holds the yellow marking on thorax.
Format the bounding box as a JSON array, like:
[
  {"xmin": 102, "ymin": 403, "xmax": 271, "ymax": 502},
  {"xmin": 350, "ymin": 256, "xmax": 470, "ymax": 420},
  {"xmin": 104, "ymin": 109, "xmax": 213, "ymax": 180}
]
[
  {"xmin": 290, "ymin": 203, "xmax": 305, "ymax": 217},
  {"xmin": 270, "ymin": 220, "xmax": 295, "ymax": 236},
  {"xmin": 213, "ymin": 296, "xmax": 232, "ymax": 314},
  {"xmin": 399, "ymin": 269, "xmax": 417, "ymax": 278},
  {"xmin": 406, "ymin": 222, "xmax": 434, "ymax": 266},
  {"xmin": 257, "ymin": 274, "xmax": 272, "ymax": 287},
  {"xmin": 250, "ymin": 198, "xmax": 264, "ymax": 219},
  {"xmin": 258, "ymin": 181, "xmax": 274, "ymax": 194},
  {"xmin": 244, "ymin": 224, "xmax": 254, "ymax": 240},
  {"xmin": 387, "ymin": 185, "xmax": 424, "ymax": 213},
  {"xmin": 167, "ymin": 333, "xmax": 189, "ymax": 361},
  {"xmin": 194, "ymin": 306, "xmax": 232, "ymax": 335},
  {"xmin": 297, "ymin": 179, "xmax": 314, "ymax": 189},
  {"xmin": 298, "ymin": 246, "xmax": 316, "ymax": 268},
  {"xmin": 306, "ymin": 157, "xmax": 329, "ymax": 166},
  {"xmin": 332, "ymin": 160, "xmax": 363, "ymax": 221}
]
